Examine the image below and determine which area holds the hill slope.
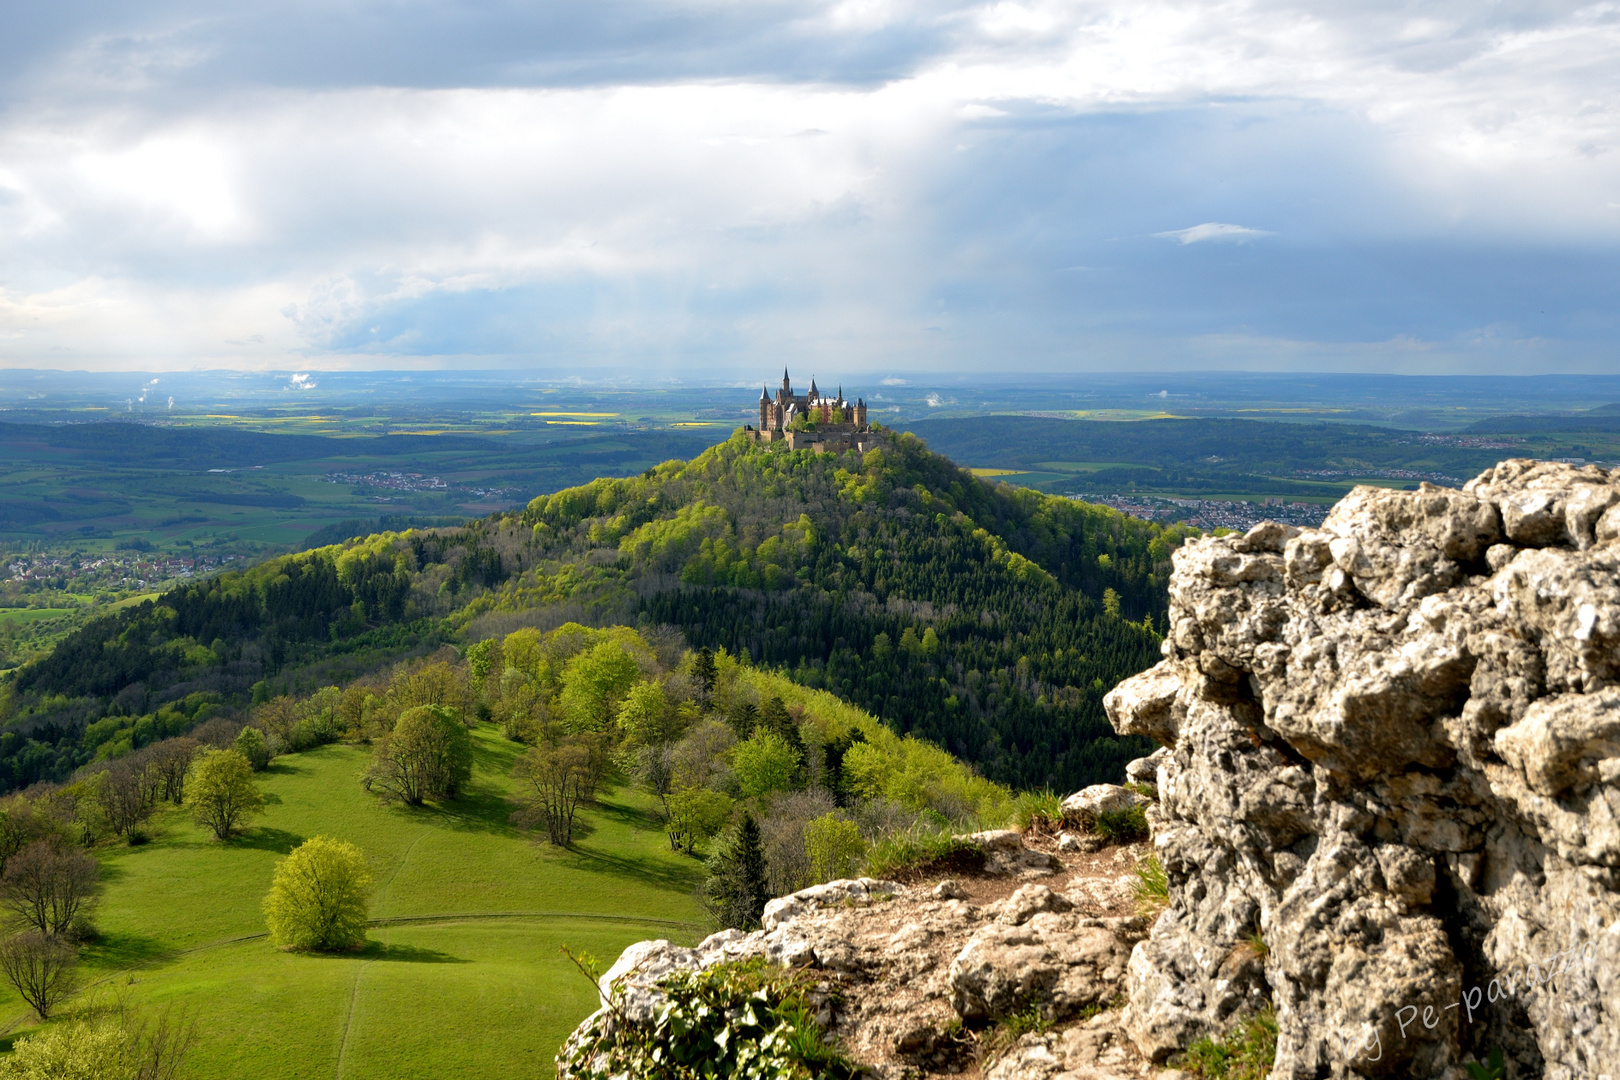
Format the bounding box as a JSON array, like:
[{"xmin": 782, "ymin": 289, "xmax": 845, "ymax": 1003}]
[
  {"xmin": 2, "ymin": 429, "xmax": 1191, "ymax": 790},
  {"xmin": 0, "ymin": 725, "xmax": 700, "ymax": 1079}
]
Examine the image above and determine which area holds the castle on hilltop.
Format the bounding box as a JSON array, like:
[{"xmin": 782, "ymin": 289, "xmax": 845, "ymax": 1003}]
[{"xmin": 744, "ymin": 369, "xmax": 878, "ymax": 454}]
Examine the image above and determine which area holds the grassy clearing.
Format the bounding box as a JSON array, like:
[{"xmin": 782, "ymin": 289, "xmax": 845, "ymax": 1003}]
[{"xmin": 0, "ymin": 726, "xmax": 705, "ymax": 1079}]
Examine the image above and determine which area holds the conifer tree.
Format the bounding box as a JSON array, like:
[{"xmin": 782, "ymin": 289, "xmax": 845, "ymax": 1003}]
[{"xmin": 704, "ymin": 812, "xmax": 769, "ymax": 930}]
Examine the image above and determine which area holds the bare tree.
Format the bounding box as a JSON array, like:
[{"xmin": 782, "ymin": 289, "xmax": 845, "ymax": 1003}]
[
  {"xmin": 0, "ymin": 837, "xmax": 100, "ymax": 936},
  {"xmin": 0, "ymin": 930, "xmax": 78, "ymax": 1018},
  {"xmin": 98, "ymin": 761, "xmax": 157, "ymax": 843},
  {"xmin": 128, "ymin": 1004, "xmax": 201, "ymax": 1080},
  {"xmin": 146, "ymin": 738, "xmax": 200, "ymax": 803}
]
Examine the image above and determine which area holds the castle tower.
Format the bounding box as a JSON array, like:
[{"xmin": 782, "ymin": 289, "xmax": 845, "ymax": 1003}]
[{"xmin": 759, "ymin": 386, "xmax": 771, "ymax": 431}]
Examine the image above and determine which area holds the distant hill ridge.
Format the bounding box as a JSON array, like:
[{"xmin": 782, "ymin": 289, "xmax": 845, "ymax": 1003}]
[{"xmin": 0, "ymin": 429, "xmax": 1192, "ymax": 791}]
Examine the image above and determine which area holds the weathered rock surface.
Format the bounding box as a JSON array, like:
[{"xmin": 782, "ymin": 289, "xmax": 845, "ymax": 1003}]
[
  {"xmin": 557, "ymin": 830, "xmax": 1152, "ymax": 1079},
  {"xmin": 1061, "ymin": 784, "xmax": 1151, "ymax": 825},
  {"xmin": 1108, "ymin": 461, "xmax": 1620, "ymax": 1080}
]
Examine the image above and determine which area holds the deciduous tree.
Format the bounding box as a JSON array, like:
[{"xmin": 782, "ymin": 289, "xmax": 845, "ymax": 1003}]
[
  {"xmin": 663, "ymin": 787, "xmax": 733, "ymax": 854},
  {"xmin": 96, "ymin": 762, "xmax": 155, "ymax": 844},
  {"xmin": 0, "ymin": 837, "xmax": 98, "ymax": 937},
  {"xmin": 184, "ymin": 749, "xmax": 264, "ymax": 841},
  {"xmin": 263, "ymin": 836, "xmax": 371, "ymax": 951},
  {"xmin": 733, "ymin": 730, "xmax": 802, "ymax": 801},
  {"xmin": 510, "ymin": 735, "xmax": 608, "ymax": 846},
  {"xmin": 361, "ymin": 705, "xmax": 472, "ymax": 806},
  {"xmin": 146, "ymin": 738, "xmax": 200, "ymax": 804},
  {"xmin": 0, "ymin": 930, "xmax": 77, "ymax": 1019}
]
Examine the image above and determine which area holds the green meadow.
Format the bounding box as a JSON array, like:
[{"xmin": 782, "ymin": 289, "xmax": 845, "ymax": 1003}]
[{"xmin": 0, "ymin": 727, "xmax": 706, "ymax": 1079}]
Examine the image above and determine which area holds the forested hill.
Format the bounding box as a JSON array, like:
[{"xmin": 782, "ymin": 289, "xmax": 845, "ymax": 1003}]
[{"xmin": 1, "ymin": 429, "xmax": 1196, "ymax": 792}]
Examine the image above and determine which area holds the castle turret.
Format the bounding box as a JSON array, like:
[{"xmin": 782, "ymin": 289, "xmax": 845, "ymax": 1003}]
[{"xmin": 759, "ymin": 386, "xmax": 771, "ymax": 431}]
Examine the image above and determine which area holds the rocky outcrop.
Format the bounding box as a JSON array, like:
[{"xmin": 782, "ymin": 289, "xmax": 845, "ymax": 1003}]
[
  {"xmin": 557, "ymin": 832, "xmax": 1153, "ymax": 1079},
  {"xmin": 1108, "ymin": 461, "xmax": 1620, "ymax": 1079}
]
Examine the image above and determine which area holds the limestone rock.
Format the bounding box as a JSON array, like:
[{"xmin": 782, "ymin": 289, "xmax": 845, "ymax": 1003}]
[
  {"xmin": 966, "ymin": 828, "xmax": 1064, "ymax": 876},
  {"xmin": 1108, "ymin": 462, "xmax": 1620, "ymax": 1080},
  {"xmin": 761, "ymin": 877, "xmax": 902, "ymax": 930},
  {"xmin": 949, "ymin": 914, "xmax": 1132, "ymax": 1022},
  {"xmin": 1061, "ymin": 784, "xmax": 1150, "ymax": 826}
]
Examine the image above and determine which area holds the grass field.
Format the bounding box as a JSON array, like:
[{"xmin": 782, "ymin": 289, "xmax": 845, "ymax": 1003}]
[{"xmin": 0, "ymin": 726, "xmax": 707, "ymax": 1079}]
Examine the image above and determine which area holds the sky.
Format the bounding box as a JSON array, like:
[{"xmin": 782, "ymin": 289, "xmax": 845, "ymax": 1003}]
[{"xmin": 0, "ymin": 1, "xmax": 1618, "ymax": 378}]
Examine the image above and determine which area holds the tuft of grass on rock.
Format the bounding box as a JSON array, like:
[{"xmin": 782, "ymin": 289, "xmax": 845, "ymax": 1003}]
[
  {"xmin": 1091, "ymin": 803, "xmax": 1149, "ymax": 844},
  {"xmin": 1173, "ymin": 1008, "xmax": 1278, "ymax": 1080},
  {"xmin": 863, "ymin": 829, "xmax": 987, "ymax": 881},
  {"xmin": 1012, "ymin": 790, "xmax": 1064, "ymax": 835},
  {"xmin": 978, "ymin": 1003, "xmax": 1053, "ymax": 1064},
  {"xmin": 1132, "ymin": 853, "xmax": 1169, "ymax": 916}
]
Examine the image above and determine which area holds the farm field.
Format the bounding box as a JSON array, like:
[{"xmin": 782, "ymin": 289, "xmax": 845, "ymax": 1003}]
[{"xmin": 0, "ymin": 726, "xmax": 706, "ymax": 1079}]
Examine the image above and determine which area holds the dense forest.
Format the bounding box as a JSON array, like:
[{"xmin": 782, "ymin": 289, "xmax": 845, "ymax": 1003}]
[{"xmin": 0, "ymin": 429, "xmax": 1196, "ymax": 792}]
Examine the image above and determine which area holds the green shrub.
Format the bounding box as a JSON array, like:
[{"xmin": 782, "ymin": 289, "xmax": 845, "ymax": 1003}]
[
  {"xmin": 804, "ymin": 814, "xmax": 866, "ymax": 883},
  {"xmin": 732, "ymin": 729, "xmax": 802, "ymax": 800},
  {"xmin": 1091, "ymin": 803, "xmax": 1149, "ymax": 844},
  {"xmin": 0, "ymin": 1005, "xmax": 196, "ymax": 1080},
  {"xmin": 862, "ymin": 829, "xmax": 985, "ymax": 881},
  {"xmin": 557, "ymin": 958, "xmax": 859, "ymax": 1080},
  {"xmin": 1173, "ymin": 1008, "xmax": 1277, "ymax": 1080},
  {"xmin": 233, "ymin": 726, "xmax": 271, "ymax": 771},
  {"xmin": 1465, "ymin": 1047, "xmax": 1506, "ymax": 1080}
]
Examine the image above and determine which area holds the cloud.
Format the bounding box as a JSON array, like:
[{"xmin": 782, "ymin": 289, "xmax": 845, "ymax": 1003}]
[
  {"xmin": 0, "ymin": 2, "xmax": 1617, "ymax": 374},
  {"xmin": 1154, "ymin": 223, "xmax": 1274, "ymax": 245}
]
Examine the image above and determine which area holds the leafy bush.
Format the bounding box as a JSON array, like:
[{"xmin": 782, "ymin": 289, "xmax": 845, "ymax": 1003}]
[
  {"xmin": 1173, "ymin": 1008, "xmax": 1277, "ymax": 1080},
  {"xmin": 233, "ymin": 726, "xmax": 271, "ymax": 771},
  {"xmin": 804, "ymin": 814, "xmax": 865, "ymax": 883},
  {"xmin": 263, "ymin": 836, "xmax": 372, "ymax": 952},
  {"xmin": 0, "ymin": 1003, "xmax": 197, "ymax": 1080},
  {"xmin": 733, "ymin": 729, "xmax": 802, "ymax": 800},
  {"xmin": 557, "ymin": 957, "xmax": 860, "ymax": 1080},
  {"xmin": 862, "ymin": 829, "xmax": 985, "ymax": 881}
]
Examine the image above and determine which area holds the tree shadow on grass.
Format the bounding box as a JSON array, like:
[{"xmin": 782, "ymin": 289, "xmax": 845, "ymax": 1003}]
[
  {"xmin": 557, "ymin": 843, "xmax": 705, "ymax": 895},
  {"xmin": 431, "ymin": 781, "xmax": 523, "ymax": 838},
  {"xmin": 79, "ymin": 931, "xmax": 178, "ymax": 972},
  {"xmin": 589, "ymin": 795, "xmax": 664, "ymax": 833},
  {"xmin": 357, "ymin": 941, "xmax": 468, "ymax": 964},
  {"xmin": 231, "ymin": 827, "xmax": 305, "ymax": 855}
]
